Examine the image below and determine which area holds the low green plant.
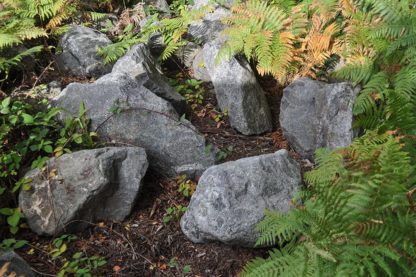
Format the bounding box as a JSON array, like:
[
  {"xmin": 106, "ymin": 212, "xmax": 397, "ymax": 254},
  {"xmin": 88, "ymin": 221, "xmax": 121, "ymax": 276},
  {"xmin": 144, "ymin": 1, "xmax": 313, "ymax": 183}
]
[
  {"xmin": 209, "ymin": 107, "xmax": 228, "ymax": 127},
  {"xmin": 0, "ymin": 97, "xmax": 97, "ymax": 237},
  {"xmin": 176, "ymin": 175, "xmax": 196, "ymax": 197},
  {"xmin": 216, "ymin": 145, "xmax": 234, "ymax": 161},
  {"xmin": 163, "ymin": 205, "xmax": 187, "ymax": 224},
  {"xmin": 50, "ymin": 234, "xmax": 77, "ymax": 258},
  {"xmin": 0, "ymin": 238, "xmax": 27, "ymax": 251},
  {"xmin": 1, "ymin": 97, "xmax": 96, "ymax": 179},
  {"xmin": 168, "ymin": 257, "xmax": 192, "ymax": 275},
  {"xmin": 170, "ymin": 78, "xmax": 204, "ymax": 109},
  {"xmin": 58, "ymin": 252, "xmax": 107, "ymax": 277},
  {"xmin": 169, "ymin": 0, "xmax": 195, "ymax": 15},
  {"xmin": 0, "ymin": 207, "xmax": 23, "ymax": 234}
]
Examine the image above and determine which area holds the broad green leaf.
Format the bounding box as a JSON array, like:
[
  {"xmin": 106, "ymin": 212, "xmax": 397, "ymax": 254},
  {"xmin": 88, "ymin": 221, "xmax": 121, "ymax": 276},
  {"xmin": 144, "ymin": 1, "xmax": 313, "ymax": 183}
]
[
  {"xmin": 7, "ymin": 211, "xmax": 21, "ymax": 227},
  {"xmin": 1, "ymin": 97, "xmax": 11, "ymax": 108},
  {"xmin": 21, "ymin": 113, "xmax": 34, "ymax": 124}
]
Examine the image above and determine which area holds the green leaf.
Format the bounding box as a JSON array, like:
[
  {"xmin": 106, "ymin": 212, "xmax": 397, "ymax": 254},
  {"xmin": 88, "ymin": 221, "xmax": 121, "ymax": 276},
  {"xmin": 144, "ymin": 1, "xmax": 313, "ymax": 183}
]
[
  {"xmin": 0, "ymin": 208, "xmax": 13, "ymax": 216},
  {"xmin": 8, "ymin": 115, "xmax": 18, "ymax": 125},
  {"xmin": 10, "ymin": 226, "xmax": 19, "ymax": 234},
  {"xmin": 1, "ymin": 97, "xmax": 11, "ymax": 108},
  {"xmin": 73, "ymin": 133, "xmax": 83, "ymax": 144},
  {"xmin": 183, "ymin": 265, "xmax": 192, "ymax": 274},
  {"xmin": 7, "ymin": 211, "xmax": 21, "ymax": 227},
  {"xmin": 13, "ymin": 239, "xmax": 27, "ymax": 249},
  {"xmin": 21, "ymin": 113, "xmax": 34, "ymax": 124},
  {"xmin": 73, "ymin": 252, "xmax": 82, "ymax": 259},
  {"xmin": 43, "ymin": 145, "xmax": 53, "ymax": 153},
  {"xmin": 59, "ymin": 243, "xmax": 67, "ymax": 254},
  {"xmin": 0, "ymin": 107, "xmax": 10, "ymax": 114}
]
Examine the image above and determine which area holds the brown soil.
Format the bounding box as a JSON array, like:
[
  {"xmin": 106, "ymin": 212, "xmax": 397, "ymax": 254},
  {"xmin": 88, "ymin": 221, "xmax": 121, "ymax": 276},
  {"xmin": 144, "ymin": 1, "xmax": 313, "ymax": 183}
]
[{"xmin": 12, "ymin": 65, "xmax": 294, "ymax": 277}]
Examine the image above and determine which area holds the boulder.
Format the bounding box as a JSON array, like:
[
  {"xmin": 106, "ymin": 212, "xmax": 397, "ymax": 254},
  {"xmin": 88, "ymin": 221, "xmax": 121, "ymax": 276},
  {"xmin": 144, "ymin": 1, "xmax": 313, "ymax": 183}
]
[
  {"xmin": 181, "ymin": 150, "xmax": 301, "ymax": 247},
  {"xmin": 0, "ymin": 251, "xmax": 35, "ymax": 277},
  {"xmin": 280, "ymin": 77, "xmax": 359, "ymax": 159},
  {"xmin": 203, "ymin": 38, "xmax": 273, "ymax": 135},
  {"xmin": 193, "ymin": 0, "xmax": 237, "ymax": 9},
  {"xmin": 19, "ymin": 147, "xmax": 148, "ymax": 235},
  {"xmin": 56, "ymin": 25, "xmax": 112, "ymax": 78},
  {"xmin": 112, "ymin": 44, "xmax": 186, "ymax": 113},
  {"xmin": 144, "ymin": 0, "xmax": 170, "ymax": 13},
  {"xmin": 54, "ymin": 72, "xmax": 216, "ymax": 177},
  {"xmin": 188, "ymin": 6, "xmax": 231, "ymax": 44}
]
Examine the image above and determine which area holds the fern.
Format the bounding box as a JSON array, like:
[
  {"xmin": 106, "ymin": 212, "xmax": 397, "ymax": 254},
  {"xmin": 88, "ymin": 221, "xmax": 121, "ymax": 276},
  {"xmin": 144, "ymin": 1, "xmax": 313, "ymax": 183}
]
[
  {"xmin": 0, "ymin": 0, "xmax": 77, "ymax": 77},
  {"xmin": 243, "ymin": 132, "xmax": 416, "ymax": 277},
  {"xmin": 98, "ymin": 3, "xmax": 215, "ymax": 64},
  {"xmin": 219, "ymin": 0, "xmax": 358, "ymax": 83},
  {"xmin": 236, "ymin": 1, "xmax": 416, "ymax": 276},
  {"xmin": 218, "ymin": 0, "xmax": 307, "ymax": 83}
]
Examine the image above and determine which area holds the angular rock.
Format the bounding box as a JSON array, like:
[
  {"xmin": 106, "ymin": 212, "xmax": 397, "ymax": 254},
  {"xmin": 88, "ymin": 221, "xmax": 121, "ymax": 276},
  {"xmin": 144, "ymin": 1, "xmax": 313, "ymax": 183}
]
[
  {"xmin": 112, "ymin": 44, "xmax": 186, "ymax": 113},
  {"xmin": 203, "ymin": 38, "xmax": 273, "ymax": 135},
  {"xmin": 192, "ymin": 49, "xmax": 211, "ymax": 82},
  {"xmin": 193, "ymin": 0, "xmax": 237, "ymax": 9},
  {"xmin": 19, "ymin": 147, "xmax": 148, "ymax": 235},
  {"xmin": 56, "ymin": 25, "xmax": 112, "ymax": 77},
  {"xmin": 144, "ymin": 0, "xmax": 170, "ymax": 13},
  {"xmin": 54, "ymin": 73, "xmax": 216, "ymax": 177},
  {"xmin": 188, "ymin": 7, "xmax": 231, "ymax": 44},
  {"xmin": 181, "ymin": 150, "xmax": 301, "ymax": 247},
  {"xmin": 280, "ymin": 77, "xmax": 359, "ymax": 159},
  {"xmin": 0, "ymin": 251, "xmax": 35, "ymax": 277}
]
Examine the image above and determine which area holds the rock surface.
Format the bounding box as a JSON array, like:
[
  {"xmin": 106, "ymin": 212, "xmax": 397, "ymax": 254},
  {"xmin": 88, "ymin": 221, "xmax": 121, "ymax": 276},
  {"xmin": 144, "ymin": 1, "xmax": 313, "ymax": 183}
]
[
  {"xmin": 0, "ymin": 251, "xmax": 35, "ymax": 277},
  {"xmin": 112, "ymin": 44, "xmax": 186, "ymax": 113},
  {"xmin": 144, "ymin": 0, "xmax": 170, "ymax": 13},
  {"xmin": 54, "ymin": 72, "xmax": 216, "ymax": 177},
  {"xmin": 203, "ymin": 38, "xmax": 273, "ymax": 135},
  {"xmin": 188, "ymin": 6, "xmax": 231, "ymax": 44},
  {"xmin": 193, "ymin": 0, "xmax": 237, "ymax": 9},
  {"xmin": 181, "ymin": 150, "xmax": 301, "ymax": 247},
  {"xmin": 280, "ymin": 77, "xmax": 359, "ymax": 159},
  {"xmin": 19, "ymin": 147, "xmax": 148, "ymax": 235},
  {"xmin": 192, "ymin": 49, "xmax": 211, "ymax": 82},
  {"xmin": 56, "ymin": 25, "xmax": 112, "ymax": 77}
]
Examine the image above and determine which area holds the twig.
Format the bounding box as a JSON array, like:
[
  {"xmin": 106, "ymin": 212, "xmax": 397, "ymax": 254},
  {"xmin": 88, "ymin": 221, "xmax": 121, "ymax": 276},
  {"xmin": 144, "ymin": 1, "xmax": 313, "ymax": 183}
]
[
  {"xmin": 32, "ymin": 61, "xmax": 54, "ymax": 89},
  {"xmin": 30, "ymin": 267, "xmax": 57, "ymax": 277}
]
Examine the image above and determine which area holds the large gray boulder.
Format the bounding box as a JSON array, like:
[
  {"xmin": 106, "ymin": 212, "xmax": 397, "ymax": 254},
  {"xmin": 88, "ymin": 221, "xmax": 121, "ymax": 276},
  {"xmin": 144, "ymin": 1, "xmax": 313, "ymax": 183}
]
[
  {"xmin": 56, "ymin": 25, "xmax": 112, "ymax": 78},
  {"xmin": 203, "ymin": 38, "xmax": 273, "ymax": 135},
  {"xmin": 112, "ymin": 44, "xmax": 186, "ymax": 113},
  {"xmin": 19, "ymin": 147, "xmax": 148, "ymax": 235},
  {"xmin": 181, "ymin": 150, "xmax": 301, "ymax": 247},
  {"xmin": 0, "ymin": 251, "xmax": 35, "ymax": 277},
  {"xmin": 280, "ymin": 77, "xmax": 359, "ymax": 159},
  {"xmin": 54, "ymin": 72, "xmax": 216, "ymax": 177}
]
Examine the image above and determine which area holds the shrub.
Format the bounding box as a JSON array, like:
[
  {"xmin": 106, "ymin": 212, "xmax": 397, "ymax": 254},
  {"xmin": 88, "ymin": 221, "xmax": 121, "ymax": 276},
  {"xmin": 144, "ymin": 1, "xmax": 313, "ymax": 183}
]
[{"xmin": 0, "ymin": 97, "xmax": 97, "ymax": 234}]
